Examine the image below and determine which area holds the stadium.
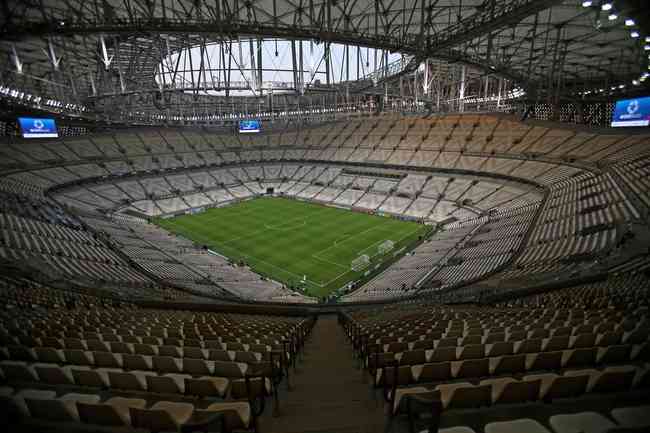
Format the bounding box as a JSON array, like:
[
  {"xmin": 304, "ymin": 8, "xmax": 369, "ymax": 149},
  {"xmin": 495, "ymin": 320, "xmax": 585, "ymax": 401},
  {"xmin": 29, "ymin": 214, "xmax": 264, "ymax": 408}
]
[{"xmin": 0, "ymin": 0, "xmax": 649, "ymax": 432}]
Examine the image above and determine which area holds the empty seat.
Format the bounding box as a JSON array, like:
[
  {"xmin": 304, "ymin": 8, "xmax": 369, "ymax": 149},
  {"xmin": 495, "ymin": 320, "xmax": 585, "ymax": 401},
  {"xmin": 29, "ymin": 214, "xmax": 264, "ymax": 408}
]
[
  {"xmin": 611, "ymin": 405, "xmax": 650, "ymax": 429},
  {"xmin": 122, "ymin": 354, "xmax": 153, "ymax": 370},
  {"xmin": 458, "ymin": 344, "xmax": 484, "ymax": 360},
  {"xmin": 108, "ymin": 370, "xmax": 155, "ymax": 391},
  {"xmin": 549, "ymin": 412, "xmax": 617, "ymax": 433},
  {"xmin": 77, "ymin": 397, "xmax": 147, "ymax": 426},
  {"xmin": 146, "ymin": 373, "xmax": 192, "ymax": 394},
  {"xmin": 0, "ymin": 360, "xmax": 38, "ymax": 382},
  {"xmin": 451, "ymin": 358, "xmax": 489, "ymax": 379},
  {"xmin": 561, "ymin": 348, "xmax": 597, "ymax": 368},
  {"xmin": 398, "ymin": 350, "xmax": 427, "ymax": 365},
  {"xmin": 63, "ymin": 349, "xmax": 94, "ymax": 366},
  {"xmin": 486, "ymin": 342, "xmax": 514, "ymax": 357},
  {"xmin": 490, "ymin": 354, "xmax": 526, "ymax": 375},
  {"xmin": 485, "ymin": 418, "xmax": 551, "ymax": 433},
  {"xmin": 185, "ymin": 376, "xmax": 229, "ymax": 398},
  {"xmin": 153, "ymin": 356, "xmax": 182, "ymax": 374},
  {"xmin": 130, "ymin": 401, "xmax": 194, "ymax": 432},
  {"xmin": 480, "ymin": 377, "xmax": 540, "ymax": 405},
  {"xmin": 430, "ymin": 346, "xmax": 457, "ymax": 362},
  {"xmin": 35, "ymin": 347, "xmax": 65, "ymax": 363},
  {"xmin": 72, "ymin": 367, "xmax": 119, "ymax": 388},
  {"xmin": 526, "ymin": 351, "xmax": 563, "ymax": 371},
  {"xmin": 93, "ymin": 351, "xmax": 123, "ymax": 368},
  {"xmin": 198, "ymin": 401, "xmax": 252, "ymax": 431},
  {"xmin": 183, "ymin": 346, "xmax": 207, "ymax": 360},
  {"xmin": 412, "ymin": 362, "xmax": 452, "ymax": 383},
  {"xmin": 11, "ymin": 389, "xmax": 57, "ymax": 415},
  {"xmin": 524, "ymin": 373, "xmax": 588, "ymax": 400},
  {"xmin": 597, "ymin": 345, "xmax": 632, "ymax": 364},
  {"xmin": 33, "ymin": 363, "xmax": 75, "ymax": 385},
  {"xmin": 435, "ymin": 383, "xmax": 491, "ymax": 409},
  {"xmin": 26, "ymin": 392, "xmax": 100, "ymax": 422}
]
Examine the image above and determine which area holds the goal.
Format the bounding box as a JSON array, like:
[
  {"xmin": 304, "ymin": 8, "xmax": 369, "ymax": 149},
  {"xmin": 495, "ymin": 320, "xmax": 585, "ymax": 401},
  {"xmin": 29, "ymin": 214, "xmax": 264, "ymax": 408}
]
[
  {"xmin": 378, "ymin": 240, "xmax": 395, "ymax": 255},
  {"xmin": 351, "ymin": 254, "xmax": 370, "ymax": 271}
]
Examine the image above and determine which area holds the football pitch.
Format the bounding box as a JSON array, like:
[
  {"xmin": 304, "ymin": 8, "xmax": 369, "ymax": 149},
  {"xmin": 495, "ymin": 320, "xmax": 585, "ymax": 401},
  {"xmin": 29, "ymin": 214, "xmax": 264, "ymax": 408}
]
[{"xmin": 154, "ymin": 197, "xmax": 429, "ymax": 298}]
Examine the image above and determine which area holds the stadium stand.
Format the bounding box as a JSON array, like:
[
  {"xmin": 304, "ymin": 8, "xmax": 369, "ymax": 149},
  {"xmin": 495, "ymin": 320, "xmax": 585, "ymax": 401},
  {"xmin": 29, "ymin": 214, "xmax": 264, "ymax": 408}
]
[{"xmin": 0, "ymin": 112, "xmax": 649, "ymax": 432}]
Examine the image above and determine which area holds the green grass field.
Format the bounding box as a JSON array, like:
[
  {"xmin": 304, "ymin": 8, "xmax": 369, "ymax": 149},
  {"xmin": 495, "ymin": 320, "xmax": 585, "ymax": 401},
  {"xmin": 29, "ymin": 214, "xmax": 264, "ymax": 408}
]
[{"xmin": 154, "ymin": 197, "xmax": 428, "ymax": 298}]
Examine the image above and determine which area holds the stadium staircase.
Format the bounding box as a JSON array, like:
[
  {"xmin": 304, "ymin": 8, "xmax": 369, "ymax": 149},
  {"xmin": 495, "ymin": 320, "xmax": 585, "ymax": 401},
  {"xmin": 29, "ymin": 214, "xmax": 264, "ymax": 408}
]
[{"xmin": 261, "ymin": 314, "xmax": 385, "ymax": 433}]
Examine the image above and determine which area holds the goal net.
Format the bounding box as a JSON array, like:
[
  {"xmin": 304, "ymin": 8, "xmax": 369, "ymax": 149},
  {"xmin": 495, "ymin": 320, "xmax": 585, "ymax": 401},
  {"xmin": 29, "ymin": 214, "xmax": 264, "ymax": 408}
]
[
  {"xmin": 378, "ymin": 240, "xmax": 395, "ymax": 255},
  {"xmin": 351, "ymin": 254, "xmax": 370, "ymax": 271}
]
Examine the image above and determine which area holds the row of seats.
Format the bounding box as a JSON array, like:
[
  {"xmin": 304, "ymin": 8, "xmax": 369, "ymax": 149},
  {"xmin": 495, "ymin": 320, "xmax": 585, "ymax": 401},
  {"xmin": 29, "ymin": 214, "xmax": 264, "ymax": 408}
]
[{"xmin": 1, "ymin": 386, "xmax": 253, "ymax": 432}]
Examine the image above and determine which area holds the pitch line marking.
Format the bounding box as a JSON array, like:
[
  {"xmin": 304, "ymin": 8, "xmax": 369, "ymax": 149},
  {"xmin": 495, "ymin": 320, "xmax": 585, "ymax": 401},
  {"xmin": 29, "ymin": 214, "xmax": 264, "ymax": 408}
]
[{"xmin": 218, "ymin": 243, "xmax": 325, "ymax": 288}]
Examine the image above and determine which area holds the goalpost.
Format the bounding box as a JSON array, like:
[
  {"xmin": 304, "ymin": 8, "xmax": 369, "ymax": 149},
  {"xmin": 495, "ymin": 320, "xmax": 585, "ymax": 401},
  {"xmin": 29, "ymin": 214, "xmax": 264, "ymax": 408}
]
[
  {"xmin": 351, "ymin": 254, "xmax": 370, "ymax": 271},
  {"xmin": 378, "ymin": 240, "xmax": 395, "ymax": 255}
]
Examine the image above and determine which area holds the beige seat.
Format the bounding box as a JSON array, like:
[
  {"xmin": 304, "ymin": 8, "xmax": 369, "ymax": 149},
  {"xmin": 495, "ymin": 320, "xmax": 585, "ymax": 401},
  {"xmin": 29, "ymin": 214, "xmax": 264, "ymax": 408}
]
[
  {"xmin": 33, "ymin": 363, "xmax": 75, "ymax": 385},
  {"xmin": 524, "ymin": 373, "xmax": 588, "ymax": 400},
  {"xmin": 35, "ymin": 347, "xmax": 65, "ymax": 363},
  {"xmin": 451, "ymin": 358, "xmax": 489, "ymax": 378},
  {"xmin": 146, "ymin": 373, "xmax": 192, "ymax": 394},
  {"xmin": 398, "ymin": 350, "xmax": 427, "ymax": 365},
  {"xmin": 153, "ymin": 356, "xmax": 183, "ymax": 374},
  {"xmin": 490, "ymin": 354, "xmax": 526, "ymax": 375},
  {"xmin": 77, "ymin": 397, "xmax": 147, "ymax": 426},
  {"xmin": 485, "ymin": 418, "xmax": 551, "ymax": 433},
  {"xmin": 584, "ymin": 365, "xmax": 636, "ymax": 393},
  {"xmin": 549, "ymin": 411, "xmax": 616, "ymax": 433},
  {"xmin": 72, "ymin": 367, "xmax": 120, "ymax": 388},
  {"xmin": 435, "ymin": 382, "xmax": 490, "ymax": 409},
  {"xmin": 183, "ymin": 346, "xmax": 208, "ymax": 360},
  {"xmin": 110, "ymin": 342, "xmax": 134, "ymax": 355},
  {"xmin": 93, "ymin": 351, "xmax": 123, "ymax": 368},
  {"xmin": 87, "ymin": 339, "xmax": 110, "ymax": 352},
  {"xmin": 457, "ymin": 344, "xmax": 485, "ymax": 360},
  {"xmin": 213, "ymin": 360, "xmax": 247, "ymax": 377},
  {"xmin": 486, "ymin": 342, "xmax": 514, "ymax": 357},
  {"xmin": 184, "ymin": 376, "xmax": 229, "ymax": 398},
  {"xmin": 597, "ymin": 345, "xmax": 632, "ymax": 364},
  {"xmin": 11, "ymin": 389, "xmax": 57, "ymax": 415},
  {"xmin": 183, "ymin": 358, "xmax": 215, "ymax": 375},
  {"xmin": 159, "ymin": 345, "xmax": 182, "ymax": 357},
  {"xmin": 123, "ymin": 353, "xmax": 153, "ymax": 370},
  {"xmin": 26, "ymin": 392, "xmax": 100, "ymax": 422},
  {"xmin": 131, "ymin": 401, "xmax": 195, "ymax": 432},
  {"xmin": 134, "ymin": 343, "xmax": 158, "ymax": 356},
  {"xmin": 480, "ymin": 377, "xmax": 540, "ymax": 404},
  {"xmin": 64, "ymin": 338, "xmax": 87, "ymax": 350},
  {"xmin": 108, "ymin": 370, "xmax": 155, "ymax": 391},
  {"xmin": 412, "ymin": 362, "xmax": 451, "ymax": 383},
  {"xmin": 569, "ymin": 333, "xmax": 597, "ymax": 349},
  {"xmin": 389, "ymin": 386, "xmax": 435, "ymax": 414},
  {"xmin": 525, "ymin": 351, "xmax": 562, "ymax": 371},
  {"xmin": 63, "ymin": 349, "xmax": 94, "ymax": 366},
  {"xmin": 561, "ymin": 348, "xmax": 597, "ymax": 368},
  {"xmin": 543, "ymin": 336, "xmax": 570, "ymax": 352},
  {"xmin": 0, "ymin": 360, "xmax": 38, "ymax": 382},
  {"xmin": 199, "ymin": 401, "xmax": 252, "ymax": 430},
  {"xmin": 235, "ymin": 351, "xmax": 261, "ymax": 364}
]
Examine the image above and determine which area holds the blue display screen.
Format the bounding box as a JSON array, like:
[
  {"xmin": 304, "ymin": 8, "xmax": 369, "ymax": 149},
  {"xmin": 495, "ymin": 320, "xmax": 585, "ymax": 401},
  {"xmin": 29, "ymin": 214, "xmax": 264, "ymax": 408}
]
[
  {"xmin": 239, "ymin": 120, "xmax": 261, "ymax": 133},
  {"xmin": 18, "ymin": 117, "xmax": 59, "ymax": 138},
  {"xmin": 611, "ymin": 97, "xmax": 650, "ymax": 127}
]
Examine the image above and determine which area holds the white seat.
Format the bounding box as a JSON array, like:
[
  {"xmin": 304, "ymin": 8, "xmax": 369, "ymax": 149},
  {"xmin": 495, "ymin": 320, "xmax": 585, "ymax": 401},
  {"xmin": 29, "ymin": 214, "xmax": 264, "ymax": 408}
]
[
  {"xmin": 485, "ymin": 418, "xmax": 552, "ymax": 433},
  {"xmin": 549, "ymin": 412, "xmax": 617, "ymax": 433},
  {"xmin": 611, "ymin": 405, "xmax": 650, "ymax": 428},
  {"xmin": 420, "ymin": 428, "xmax": 477, "ymax": 433}
]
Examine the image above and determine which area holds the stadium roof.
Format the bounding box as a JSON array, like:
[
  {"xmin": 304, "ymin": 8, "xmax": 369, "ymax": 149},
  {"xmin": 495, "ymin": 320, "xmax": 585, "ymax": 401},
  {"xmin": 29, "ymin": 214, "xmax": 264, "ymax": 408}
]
[{"xmin": 1, "ymin": 0, "xmax": 648, "ymax": 123}]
